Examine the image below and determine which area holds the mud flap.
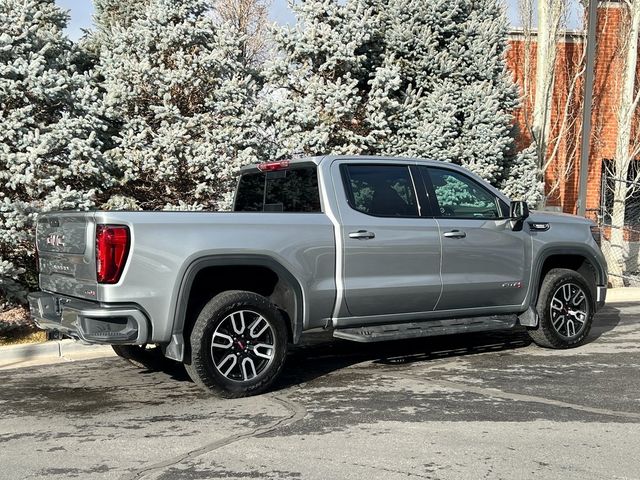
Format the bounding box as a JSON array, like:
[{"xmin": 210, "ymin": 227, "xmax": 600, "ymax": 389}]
[{"xmin": 518, "ymin": 306, "xmax": 539, "ymax": 327}]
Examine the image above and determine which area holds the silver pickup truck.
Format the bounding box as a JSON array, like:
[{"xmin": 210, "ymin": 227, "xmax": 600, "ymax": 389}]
[{"xmin": 29, "ymin": 155, "xmax": 607, "ymax": 397}]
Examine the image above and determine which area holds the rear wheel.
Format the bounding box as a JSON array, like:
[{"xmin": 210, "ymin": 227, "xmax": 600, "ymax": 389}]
[
  {"xmin": 184, "ymin": 290, "xmax": 288, "ymax": 398},
  {"xmin": 528, "ymin": 268, "xmax": 594, "ymax": 348}
]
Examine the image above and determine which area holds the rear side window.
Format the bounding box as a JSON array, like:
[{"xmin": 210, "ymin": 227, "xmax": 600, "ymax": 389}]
[
  {"xmin": 342, "ymin": 165, "xmax": 419, "ymax": 217},
  {"xmin": 234, "ymin": 166, "xmax": 321, "ymax": 213}
]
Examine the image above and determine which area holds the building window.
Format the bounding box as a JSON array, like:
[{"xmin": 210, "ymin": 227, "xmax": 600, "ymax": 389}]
[{"xmin": 601, "ymin": 160, "xmax": 640, "ymax": 227}]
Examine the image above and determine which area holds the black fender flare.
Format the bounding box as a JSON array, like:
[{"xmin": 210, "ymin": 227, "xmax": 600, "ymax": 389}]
[
  {"xmin": 167, "ymin": 254, "xmax": 305, "ymax": 360},
  {"xmin": 529, "ymin": 245, "xmax": 606, "ymax": 307}
]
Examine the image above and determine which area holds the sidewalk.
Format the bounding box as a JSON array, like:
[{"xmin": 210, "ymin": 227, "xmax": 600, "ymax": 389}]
[
  {"xmin": 606, "ymin": 287, "xmax": 640, "ymax": 303},
  {"xmin": 0, "ymin": 288, "xmax": 637, "ymax": 370}
]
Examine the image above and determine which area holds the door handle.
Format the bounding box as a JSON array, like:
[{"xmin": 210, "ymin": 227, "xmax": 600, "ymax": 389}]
[
  {"xmin": 349, "ymin": 230, "xmax": 376, "ymax": 240},
  {"xmin": 443, "ymin": 230, "xmax": 466, "ymax": 239}
]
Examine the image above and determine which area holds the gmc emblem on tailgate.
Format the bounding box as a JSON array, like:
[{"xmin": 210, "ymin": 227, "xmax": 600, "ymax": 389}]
[{"xmin": 46, "ymin": 233, "xmax": 65, "ymax": 247}]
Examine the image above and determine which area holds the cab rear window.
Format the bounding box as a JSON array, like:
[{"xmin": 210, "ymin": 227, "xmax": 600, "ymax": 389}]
[{"xmin": 234, "ymin": 166, "xmax": 321, "ymax": 213}]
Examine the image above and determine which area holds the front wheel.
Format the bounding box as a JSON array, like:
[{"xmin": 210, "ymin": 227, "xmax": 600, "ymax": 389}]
[
  {"xmin": 184, "ymin": 290, "xmax": 288, "ymax": 398},
  {"xmin": 527, "ymin": 268, "xmax": 595, "ymax": 349}
]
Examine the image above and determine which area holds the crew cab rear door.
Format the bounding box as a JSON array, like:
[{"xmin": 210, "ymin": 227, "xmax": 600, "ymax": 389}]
[
  {"xmin": 419, "ymin": 166, "xmax": 529, "ymax": 311},
  {"xmin": 332, "ymin": 160, "xmax": 442, "ymax": 318}
]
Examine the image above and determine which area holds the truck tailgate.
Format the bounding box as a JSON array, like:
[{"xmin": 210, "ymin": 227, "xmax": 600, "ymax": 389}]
[{"xmin": 36, "ymin": 212, "xmax": 99, "ymax": 301}]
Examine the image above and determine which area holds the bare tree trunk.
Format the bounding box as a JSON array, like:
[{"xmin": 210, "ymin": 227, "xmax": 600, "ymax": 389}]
[
  {"xmin": 543, "ymin": 37, "xmax": 587, "ymax": 203},
  {"xmin": 519, "ymin": 0, "xmax": 535, "ymax": 126},
  {"xmin": 608, "ymin": 178, "xmax": 629, "ymax": 287},
  {"xmin": 606, "ymin": 0, "xmax": 640, "ymax": 288},
  {"xmin": 517, "ymin": 0, "xmax": 569, "ymax": 208},
  {"xmin": 531, "ymin": 0, "xmax": 565, "ymax": 171}
]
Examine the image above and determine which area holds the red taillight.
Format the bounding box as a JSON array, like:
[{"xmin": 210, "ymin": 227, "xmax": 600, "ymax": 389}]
[
  {"xmin": 257, "ymin": 160, "xmax": 290, "ymax": 172},
  {"xmin": 96, "ymin": 225, "xmax": 130, "ymax": 284}
]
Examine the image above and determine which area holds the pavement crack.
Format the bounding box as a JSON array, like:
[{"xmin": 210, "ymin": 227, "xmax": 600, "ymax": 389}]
[
  {"xmin": 327, "ymin": 458, "xmax": 434, "ymax": 479},
  {"xmin": 399, "ymin": 374, "xmax": 640, "ymax": 421},
  {"xmin": 119, "ymin": 393, "xmax": 307, "ymax": 480}
]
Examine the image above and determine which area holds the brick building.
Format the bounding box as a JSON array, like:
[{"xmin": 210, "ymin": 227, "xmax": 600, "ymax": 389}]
[{"xmin": 505, "ymin": 0, "xmax": 634, "ymax": 219}]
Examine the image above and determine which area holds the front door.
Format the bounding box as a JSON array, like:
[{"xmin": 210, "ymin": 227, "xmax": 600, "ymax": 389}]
[
  {"xmin": 333, "ymin": 161, "xmax": 442, "ymax": 317},
  {"xmin": 420, "ymin": 166, "xmax": 530, "ymax": 311}
]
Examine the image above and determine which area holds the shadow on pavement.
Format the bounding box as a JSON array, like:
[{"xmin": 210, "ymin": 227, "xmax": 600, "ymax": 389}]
[
  {"xmin": 585, "ymin": 304, "xmax": 623, "ymax": 343},
  {"xmin": 275, "ymin": 303, "xmax": 626, "ymax": 391},
  {"xmin": 130, "ymin": 327, "xmax": 533, "ymax": 391},
  {"xmin": 274, "ymin": 327, "xmax": 533, "ymax": 391},
  {"xmin": 122, "ymin": 305, "xmax": 626, "ymax": 392},
  {"xmin": 120, "ymin": 355, "xmax": 192, "ymax": 382}
]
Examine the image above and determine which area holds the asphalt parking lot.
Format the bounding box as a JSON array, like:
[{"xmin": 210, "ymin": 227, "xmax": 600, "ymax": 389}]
[{"xmin": 1, "ymin": 301, "xmax": 639, "ymax": 480}]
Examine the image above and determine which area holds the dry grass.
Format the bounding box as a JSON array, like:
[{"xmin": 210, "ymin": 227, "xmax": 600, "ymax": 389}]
[
  {"xmin": 0, "ymin": 307, "xmax": 46, "ymax": 346},
  {"xmin": 0, "ymin": 330, "xmax": 46, "ymax": 346}
]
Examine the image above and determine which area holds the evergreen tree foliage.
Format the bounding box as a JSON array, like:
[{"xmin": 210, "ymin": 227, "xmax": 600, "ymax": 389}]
[
  {"xmin": 263, "ymin": 0, "xmax": 383, "ymax": 157},
  {"xmin": 94, "ymin": 0, "xmax": 150, "ymax": 30},
  {"xmin": 500, "ymin": 144, "xmax": 542, "ymax": 204},
  {"xmin": 96, "ymin": 0, "xmax": 264, "ymax": 210},
  {"xmin": 82, "ymin": 0, "xmax": 152, "ymax": 61},
  {"xmin": 266, "ymin": 0, "xmax": 543, "ymax": 203},
  {"xmin": 0, "ymin": 0, "xmax": 109, "ymax": 307}
]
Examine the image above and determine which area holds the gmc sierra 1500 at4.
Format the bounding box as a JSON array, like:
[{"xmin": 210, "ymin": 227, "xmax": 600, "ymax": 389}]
[{"xmin": 29, "ymin": 155, "xmax": 607, "ymax": 397}]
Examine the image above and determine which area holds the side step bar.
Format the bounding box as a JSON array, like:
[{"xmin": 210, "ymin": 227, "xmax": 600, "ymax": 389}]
[{"xmin": 333, "ymin": 315, "xmax": 518, "ymax": 343}]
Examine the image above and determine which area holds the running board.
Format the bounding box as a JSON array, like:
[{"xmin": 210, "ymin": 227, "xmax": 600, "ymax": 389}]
[{"xmin": 332, "ymin": 315, "xmax": 518, "ymax": 343}]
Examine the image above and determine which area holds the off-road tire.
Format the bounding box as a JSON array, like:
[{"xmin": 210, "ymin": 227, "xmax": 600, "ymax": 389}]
[
  {"xmin": 112, "ymin": 344, "xmax": 167, "ymax": 370},
  {"xmin": 528, "ymin": 268, "xmax": 595, "ymax": 349},
  {"xmin": 184, "ymin": 290, "xmax": 288, "ymax": 398}
]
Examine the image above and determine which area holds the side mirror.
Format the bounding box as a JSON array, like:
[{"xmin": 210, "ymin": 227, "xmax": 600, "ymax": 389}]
[
  {"xmin": 510, "ymin": 201, "xmax": 529, "ymax": 231},
  {"xmin": 509, "ymin": 200, "xmax": 530, "ymax": 221}
]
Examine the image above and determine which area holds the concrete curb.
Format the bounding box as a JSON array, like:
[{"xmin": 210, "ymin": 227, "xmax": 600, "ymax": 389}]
[{"xmin": 0, "ymin": 339, "xmax": 114, "ymax": 368}]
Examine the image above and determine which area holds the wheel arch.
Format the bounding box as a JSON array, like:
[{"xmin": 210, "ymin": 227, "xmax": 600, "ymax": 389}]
[
  {"xmin": 531, "ymin": 246, "xmax": 606, "ymax": 308},
  {"xmin": 165, "ymin": 254, "xmax": 305, "ymax": 361}
]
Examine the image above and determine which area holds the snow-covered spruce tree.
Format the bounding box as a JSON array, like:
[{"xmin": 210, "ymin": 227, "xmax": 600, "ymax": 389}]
[
  {"xmin": 81, "ymin": 0, "xmax": 152, "ymax": 62},
  {"xmin": 262, "ymin": 0, "xmax": 390, "ymax": 158},
  {"xmin": 89, "ymin": 0, "xmax": 151, "ymax": 54},
  {"xmin": 267, "ymin": 0, "xmax": 542, "ymax": 203},
  {"xmin": 94, "ymin": 0, "xmax": 151, "ymax": 30},
  {"xmin": 0, "ymin": 0, "xmax": 109, "ymax": 307},
  {"xmin": 95, "ymin": 0, "xmax": 264, "ymax": 210}
]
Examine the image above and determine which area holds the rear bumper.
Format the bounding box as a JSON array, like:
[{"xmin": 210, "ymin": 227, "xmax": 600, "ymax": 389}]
[{"xmin": 28, "ymin": 291, "xmax": 150, "ymax": 345}]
